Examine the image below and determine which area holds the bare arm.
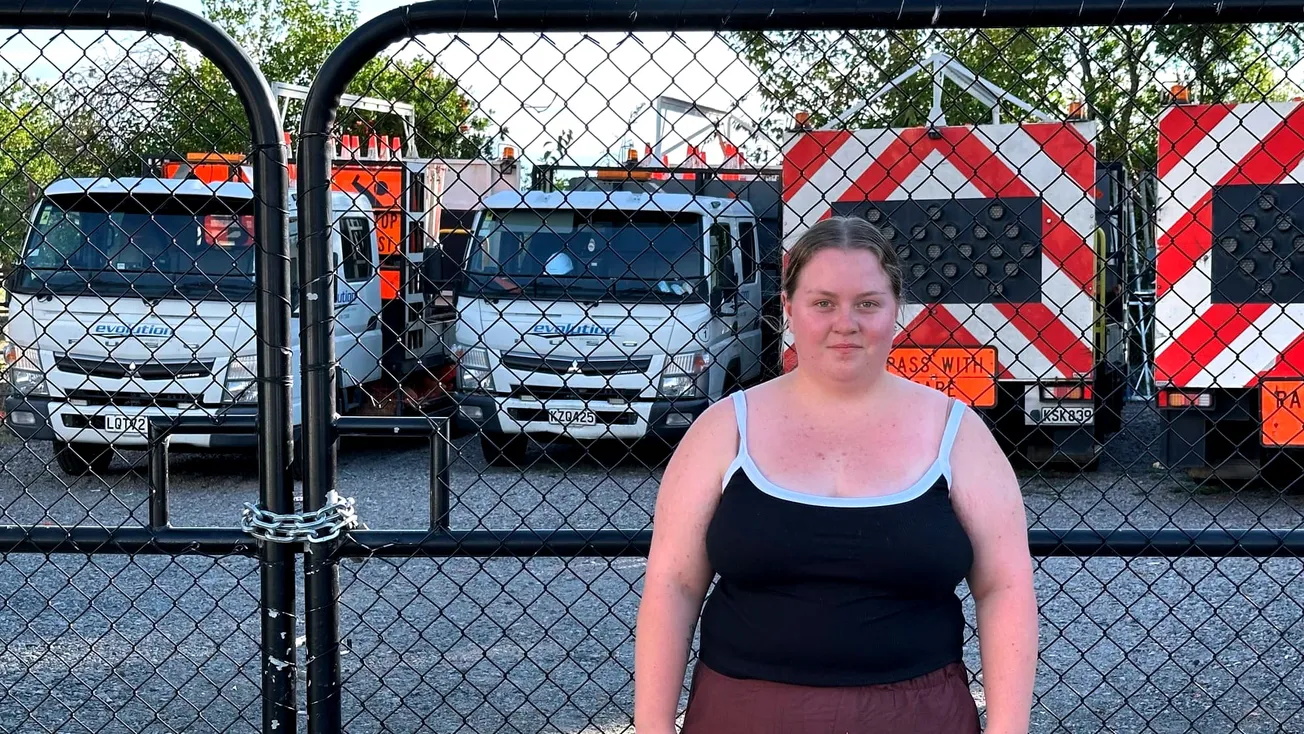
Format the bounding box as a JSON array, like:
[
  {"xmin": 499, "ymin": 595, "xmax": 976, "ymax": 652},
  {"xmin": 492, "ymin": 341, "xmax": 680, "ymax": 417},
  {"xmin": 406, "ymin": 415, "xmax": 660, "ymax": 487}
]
[
  {"xmin": 634, "ymin": 400, "xmax": 736, "ymax": 733},
  {"xmin": 949, "ymin": 408, "xmax": 1040, "ymax": 734}
]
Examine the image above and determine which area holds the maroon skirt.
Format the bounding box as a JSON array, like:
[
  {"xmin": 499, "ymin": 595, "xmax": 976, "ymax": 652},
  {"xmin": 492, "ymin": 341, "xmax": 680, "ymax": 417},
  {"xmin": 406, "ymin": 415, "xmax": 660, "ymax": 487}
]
[{"xmin": 680, "ymin": 661, "xmax": 981, "ymax": 734}]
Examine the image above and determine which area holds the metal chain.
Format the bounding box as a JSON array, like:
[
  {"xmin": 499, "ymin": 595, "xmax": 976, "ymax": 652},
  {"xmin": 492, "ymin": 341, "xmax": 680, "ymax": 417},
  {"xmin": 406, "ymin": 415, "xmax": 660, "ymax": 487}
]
[{"xmin": 241, "ymin": 490, "xmax": 359, "ymax": 544}]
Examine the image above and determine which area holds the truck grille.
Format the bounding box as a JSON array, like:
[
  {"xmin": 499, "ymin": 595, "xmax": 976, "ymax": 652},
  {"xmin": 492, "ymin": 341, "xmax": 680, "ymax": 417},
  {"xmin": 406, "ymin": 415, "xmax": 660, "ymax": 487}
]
[
  {"xmin": 501, "ymin": 352, "xmax": 653, "ymax": 376},
  {"xmin": 56, "ymin": 355, "xmax": 215, "ymax": 380},
  {"xmin": 511, "ymin": 385, "xmax": 645, "ymax": 402},
  {"xmin": 65, "ymin": 389, "xmax": 199, "ymax": 409}
]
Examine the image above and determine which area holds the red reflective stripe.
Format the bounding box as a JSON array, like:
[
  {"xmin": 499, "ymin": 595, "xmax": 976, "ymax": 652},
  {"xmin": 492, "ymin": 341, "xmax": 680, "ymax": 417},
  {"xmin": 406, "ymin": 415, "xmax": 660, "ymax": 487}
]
[
  {"xmin": 782, "ymin": 131, "xmax": 851, "ymax": 202},
  {"xmin": 895, "ymin": 305, "xmax": 983, "ymax": 349},
  {"xmin": 1157, "ymin": 103, "xmax": 1234, "ymax": 180},
  {"xmin": 1257, "ymin": 327, "xmax": 1304, "ymax": 380},
  {"xmin": 941, "ymin": 129, "xmax": 1037, "ymax": 199},
  {"xmin": 995, "ymin": 303, "xmax": 1094, "ymax": 377},
  {"xmin": 1021, "ymin": 123, "xmax": 1096, "ymax": 192},
  {"xmin": 1040, "ymin": 202, "xmax": 1097, "ymax": 294},
  {"xmin": 841, "ymin": 128, "xmax": 928, "ymax": 202},
  {"xmin": 1154, "ymin": 304, "xmax": 1269, "ymax": 386},
  {"xmin": 1219, "ymin": 102, "xmax": 1304, "ymax": 187},
  {"xmin": 1155, "ymin": 193, "xmax": 1212, "ymax": 298},
  {"xmin": 781, "ymin": 344, "xmax": 799, "ymax": 373}
]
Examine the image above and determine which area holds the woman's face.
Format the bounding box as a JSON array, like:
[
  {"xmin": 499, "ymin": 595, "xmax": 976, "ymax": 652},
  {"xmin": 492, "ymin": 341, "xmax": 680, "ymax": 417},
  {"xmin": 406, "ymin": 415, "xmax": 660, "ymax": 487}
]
[{"xmin": 783, "ymin": 247, "xmax": 898, "ymax": 382}]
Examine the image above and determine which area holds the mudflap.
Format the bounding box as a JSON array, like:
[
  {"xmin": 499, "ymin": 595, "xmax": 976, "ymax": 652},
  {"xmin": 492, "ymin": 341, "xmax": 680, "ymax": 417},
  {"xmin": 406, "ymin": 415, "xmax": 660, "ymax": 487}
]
[
  {"xmin": 1160, "ymin": 408, "xmax": 1208, "ymax": 470},
  {"xmin": 1158, "ymin": 388, "xmax": 1295, "ymax": 489},
  {"xmin": 1021, "ymin": 426, "xmax": 1100, "ymax": 470}
]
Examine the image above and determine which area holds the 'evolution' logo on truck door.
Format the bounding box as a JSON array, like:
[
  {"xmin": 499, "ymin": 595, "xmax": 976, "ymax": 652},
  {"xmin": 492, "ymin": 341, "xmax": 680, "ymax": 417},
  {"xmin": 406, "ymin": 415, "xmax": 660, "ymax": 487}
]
[
  {"xmin": 529, "ymin": 323, "xmax": 616, "ymax": 337},
  {"xmin": 91, "ymin": 323, "xmax": 174, "ymax": 339}
]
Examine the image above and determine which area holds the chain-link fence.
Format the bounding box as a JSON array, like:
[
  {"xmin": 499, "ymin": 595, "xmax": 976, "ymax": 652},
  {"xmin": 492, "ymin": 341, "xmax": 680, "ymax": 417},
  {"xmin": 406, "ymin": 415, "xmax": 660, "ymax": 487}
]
[
  {"xmin": 6, "ymin": 1, "xmax": 1304, "ymax": 733},
  {"xmin": 0, "ymin": 3, "xmax": 296, "ymax": 733}
]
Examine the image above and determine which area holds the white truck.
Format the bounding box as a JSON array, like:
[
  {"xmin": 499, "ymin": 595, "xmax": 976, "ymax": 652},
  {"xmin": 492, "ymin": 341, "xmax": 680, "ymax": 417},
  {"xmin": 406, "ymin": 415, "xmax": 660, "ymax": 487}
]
[
  {"xmin": 1, "ymin": 175, "xmax": 406, "ymax": 475},
  {"xmin": 450, "ymin": 167, "xmax": 780, "ymax": 466}
]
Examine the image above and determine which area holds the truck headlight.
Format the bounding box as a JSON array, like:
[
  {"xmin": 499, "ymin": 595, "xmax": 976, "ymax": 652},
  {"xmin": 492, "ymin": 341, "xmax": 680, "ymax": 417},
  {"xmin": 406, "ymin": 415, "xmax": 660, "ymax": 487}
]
[
  {"xmin": 455, "ymin": 345, "xmax": 495, "ymax": 393},
  {"xmin": 224, "ymin": 354, "xmax": 258, "ymax": 403},
  {"xmin": 659, "ymin": 351, "xmax": 711, "ymax": 399},
  {"xmin": 3, "ymin": 344, "xmax": 47, "ymax": 397}
]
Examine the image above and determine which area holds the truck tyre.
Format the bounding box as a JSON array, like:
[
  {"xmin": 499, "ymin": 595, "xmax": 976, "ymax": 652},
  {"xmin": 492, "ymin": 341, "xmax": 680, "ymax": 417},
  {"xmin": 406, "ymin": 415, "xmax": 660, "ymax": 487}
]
[
  {"xmin": 53, "ymin": 441, "xmax": 112, "ymax": 476},
  {"xmin": 481, "ymin": 432, "xmax": 528, "ymax": 468}
]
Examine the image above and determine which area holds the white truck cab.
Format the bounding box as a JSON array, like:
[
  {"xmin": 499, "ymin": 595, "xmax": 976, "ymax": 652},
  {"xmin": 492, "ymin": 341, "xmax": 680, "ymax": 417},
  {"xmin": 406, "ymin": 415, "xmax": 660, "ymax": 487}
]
[
  {"xmin": 451, "ymin": 187, "xmax": 766, "ymax": 465},
  {"xmin": 2, "ymin": 176, "xmax": 382, "ymax": 475}
]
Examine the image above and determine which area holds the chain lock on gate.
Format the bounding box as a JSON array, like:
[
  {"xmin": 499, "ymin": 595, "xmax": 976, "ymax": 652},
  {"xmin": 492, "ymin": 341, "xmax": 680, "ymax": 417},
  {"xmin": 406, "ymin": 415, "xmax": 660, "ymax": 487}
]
[{"xmin": 241, "ymin": 491, "xmax": 361, "ymax": 544}]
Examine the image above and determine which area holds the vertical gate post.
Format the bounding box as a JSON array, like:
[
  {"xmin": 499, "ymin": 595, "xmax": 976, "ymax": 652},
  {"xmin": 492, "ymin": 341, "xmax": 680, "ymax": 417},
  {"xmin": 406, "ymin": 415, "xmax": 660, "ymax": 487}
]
[
  {"xmin": 297, "ymin": 59, "xmax": 346, "ymax": 734},
  {"xmin": 0, "ymin": 3, "xmax": 298, "ymax": 732}
]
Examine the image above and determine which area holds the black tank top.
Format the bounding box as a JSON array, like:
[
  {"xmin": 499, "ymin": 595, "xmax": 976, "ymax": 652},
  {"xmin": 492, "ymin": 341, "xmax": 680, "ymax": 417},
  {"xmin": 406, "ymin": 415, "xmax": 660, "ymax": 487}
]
[{"xmin": 698, "ymin": 390, "xmax": 975, "ymax": 687}]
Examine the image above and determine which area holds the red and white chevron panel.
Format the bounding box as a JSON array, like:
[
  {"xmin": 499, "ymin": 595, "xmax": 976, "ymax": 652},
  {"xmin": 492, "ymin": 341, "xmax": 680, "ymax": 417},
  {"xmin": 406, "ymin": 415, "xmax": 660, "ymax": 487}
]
[
  {"xmin": 779, "ymin": 121, "xmax": 1099, "ymax": 382},
  {"xmin": 1154, "ymin": 100, "xmax": 1304, "ymax": 389}
]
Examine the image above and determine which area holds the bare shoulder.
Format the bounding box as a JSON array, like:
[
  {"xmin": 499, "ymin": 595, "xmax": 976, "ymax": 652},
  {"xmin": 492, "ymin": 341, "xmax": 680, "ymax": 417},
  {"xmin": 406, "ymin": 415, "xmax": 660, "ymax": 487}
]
[
  {"xmin": 657, "ymin": 392, "xmax": 741, "ymax": 497},
  {"xmin": 946, "ymin": 402, "xmax": 1024, "ymax": 526}
]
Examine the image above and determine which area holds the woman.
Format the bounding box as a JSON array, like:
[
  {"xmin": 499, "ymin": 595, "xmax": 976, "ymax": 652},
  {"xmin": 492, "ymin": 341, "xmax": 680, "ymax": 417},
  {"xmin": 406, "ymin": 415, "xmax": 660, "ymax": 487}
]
[{"xmin": 633, "ymin": 216, "xmax": 1039, "ymax": 733}]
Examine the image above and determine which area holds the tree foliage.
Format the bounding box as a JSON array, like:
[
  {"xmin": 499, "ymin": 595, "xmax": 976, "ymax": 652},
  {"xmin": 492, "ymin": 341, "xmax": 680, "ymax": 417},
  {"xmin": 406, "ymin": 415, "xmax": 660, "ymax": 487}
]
[
  {"xmin": 161, "ymin": 0, "xmax": 494, "ymax": 158},
  {"xmin": 729, "ymin": 24, "xmax": 1301, "ymax": 172},
  {"xmin": 0, "ymin": 0, "xmax": 495, "ymax": 271},
  {"xmin": 0, "ymin": 77, "xmax": 58, "ymax": 272}
]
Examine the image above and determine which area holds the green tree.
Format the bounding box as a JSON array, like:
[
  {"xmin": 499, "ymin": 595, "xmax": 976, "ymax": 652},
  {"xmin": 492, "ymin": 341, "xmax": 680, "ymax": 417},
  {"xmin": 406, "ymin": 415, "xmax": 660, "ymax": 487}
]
[
  {"xmin": 728, "ymin": 28, "xmax": 1073, "ymax": 152},
  {"xmin": 159, "ymin": 0, "xmax": 495, "ymax": 159},
  {"xmin": 729, "ymin": 24, "xmax": 1299, "ymax": 173},
  {"xmin": 0, "ymin": 77, "xmax": 59, "ymax": 272}
]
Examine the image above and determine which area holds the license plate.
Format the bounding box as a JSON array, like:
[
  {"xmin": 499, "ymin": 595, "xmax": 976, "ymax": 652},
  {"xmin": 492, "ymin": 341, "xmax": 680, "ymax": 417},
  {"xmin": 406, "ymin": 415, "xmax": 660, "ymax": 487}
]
[
  {"xmin": 1036, "ymin": 405, "xmax": 1095, "ymax": 425},
  {"xmin": 887, "ymin": 347, "xmax": 998, "ymax": 407},
  {"xmin": 548, "ymin": 408, "xmax": 597, "ymax": 426},
  {"xmin": 1261, "ymin": 380, "xmax": 1304, "ymax": 446},
  {"xmin": 104, "ymin": 414, "xmax": 148, "ymax": 434}
]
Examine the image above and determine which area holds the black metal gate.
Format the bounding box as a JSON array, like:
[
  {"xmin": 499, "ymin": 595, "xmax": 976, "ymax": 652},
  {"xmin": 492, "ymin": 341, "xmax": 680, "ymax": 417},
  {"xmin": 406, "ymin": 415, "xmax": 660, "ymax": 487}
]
[
  {"xmin": 6, "ymin": 0, "xmax": 1304, "ymax": 732},
  {"xmin": 0, "ymin": 3, "xmax": 296, "ymax": 732},
  {"xmin": 291, "ymin": 2, "xmax": 1304, "ymax": 733}
]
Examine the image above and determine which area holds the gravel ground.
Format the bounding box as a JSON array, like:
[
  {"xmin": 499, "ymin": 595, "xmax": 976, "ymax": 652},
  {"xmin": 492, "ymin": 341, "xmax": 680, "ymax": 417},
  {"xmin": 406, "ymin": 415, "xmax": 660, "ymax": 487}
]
[{"xmin": 1, "ymin": 403, "xmax": 1303, "ymax": 733}]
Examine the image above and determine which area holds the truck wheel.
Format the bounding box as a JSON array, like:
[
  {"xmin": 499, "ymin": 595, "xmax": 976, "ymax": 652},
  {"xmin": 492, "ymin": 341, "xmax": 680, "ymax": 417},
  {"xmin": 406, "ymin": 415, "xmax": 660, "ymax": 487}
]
[
  {"xmin": 481, "ymin": 432, "xmax": 528, "ymax": 468},
  {"xmin": 53, "ymin": 441, "xmax": 112, "ymax": 476}
]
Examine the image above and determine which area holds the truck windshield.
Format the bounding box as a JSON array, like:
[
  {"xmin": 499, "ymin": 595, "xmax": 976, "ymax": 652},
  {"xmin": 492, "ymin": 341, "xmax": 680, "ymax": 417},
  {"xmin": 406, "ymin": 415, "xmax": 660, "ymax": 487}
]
[
  {"xmin": 10, "ymin": 191, "xmax": 256, "ymax": 302},
  {"xmin": 464, "ymin": 208, "xmax": 706, "ymax": 302}
]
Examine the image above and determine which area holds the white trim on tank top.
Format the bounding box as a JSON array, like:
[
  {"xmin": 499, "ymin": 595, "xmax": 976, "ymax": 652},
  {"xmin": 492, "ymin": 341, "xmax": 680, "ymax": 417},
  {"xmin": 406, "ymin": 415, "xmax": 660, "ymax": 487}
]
[{"xmin": 721, "ymin": 388, "xmax": 965, "ymax": 508}]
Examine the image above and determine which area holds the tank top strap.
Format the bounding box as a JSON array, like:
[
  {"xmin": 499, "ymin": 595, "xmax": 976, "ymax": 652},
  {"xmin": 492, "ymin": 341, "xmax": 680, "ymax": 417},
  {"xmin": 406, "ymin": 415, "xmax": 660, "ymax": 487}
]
[
  {"xmin": 938, "ymin": 398, "xmax": 965, "ymax": 479},
  {"xmin": 731, "ymin": 390, "xmax": 750, "ymax": 457},
  {"xmin": 722, "ymin": 390, "xmax": 750, "ymax": 492}
]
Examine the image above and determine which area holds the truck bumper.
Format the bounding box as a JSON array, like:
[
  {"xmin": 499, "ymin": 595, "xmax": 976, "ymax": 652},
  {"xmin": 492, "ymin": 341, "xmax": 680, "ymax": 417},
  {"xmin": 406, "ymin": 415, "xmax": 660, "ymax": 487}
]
[
  {"xmin": 4, "ymin": 395, "xmax": 57, "ymax": 442},
  {"xmin": 975, "ymin": 381, "xmax": 1102, "ymax": 467},
  {"xmin": 455, "ymin": 393, "xmax": 711, "ymax": 443},
  {"xmin": 4, "ymin": 395, "xmax": 258, "ymax": 450}
]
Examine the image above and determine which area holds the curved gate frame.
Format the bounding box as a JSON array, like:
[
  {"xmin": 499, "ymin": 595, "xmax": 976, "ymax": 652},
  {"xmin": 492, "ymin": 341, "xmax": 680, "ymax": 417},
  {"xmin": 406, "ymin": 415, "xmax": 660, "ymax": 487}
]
[{"xmin": 0, "ymin": 2, "xmax": 296, "ymax": 731}]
